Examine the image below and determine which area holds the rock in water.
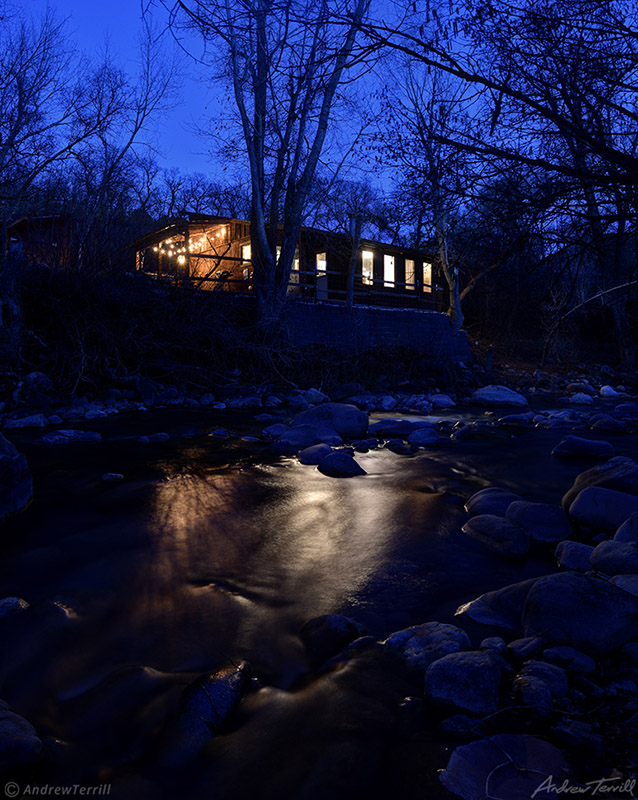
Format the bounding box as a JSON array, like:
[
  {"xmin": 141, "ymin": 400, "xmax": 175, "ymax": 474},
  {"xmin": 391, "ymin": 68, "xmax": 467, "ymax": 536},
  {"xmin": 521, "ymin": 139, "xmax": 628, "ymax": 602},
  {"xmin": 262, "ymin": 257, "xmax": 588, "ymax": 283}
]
[
  {"xmin": 506, "ymin": 501, "xmax": 571, "ymax": 545},
  {"xmin": 425, "ymin": 651, "xmax": 501, "ymax": 714},
  {"xmin": 552, "ymin": 435, "xmax": 614, "ymax": 460},
  {"xmin": 158, "ymin": 665, "xmax": 249, "ymax": 768},
  {"xmin": 555, "ymin": 541, "xmax": 594, "ymax": 572},
  {"xmin": 384, "ymin": 622, "xmax": 470, "ymax": 671},
  {"xmin": 522, "ymin": 572, "xmax": 638, "ymax": 655},
  {"xmin": 440, "ymin": 734, "xmax": 569, "ymax": 800},
  {"xmin": 470, "ymin": 385, "xmax": 528, "ymax": 408},
  {"xmin": 300, "ymin": 615, "xmax": 367, "ymax": 666},
  {"xmin": 292, "ymin": 403, "xmax": 368, "ymax": 439},
  {"xmin": 0, "ymin": 701, "xmax": 42, "ymax": 773},
  {"xmin": 0, "ymin": 433, "xmax": 32, "ymax": 522},
  {"xmin": 569, "ymin": 487, "xmax": 638, "ymax": 532},
  {"xmin": 461, "ymin": 515, "xmax": 530, "ymax": 558},
  {"xmin": 317, "ymin": 451, "xmax": 366, "ymax": 478},
  {"xmin": 297, "ymin": 443, "xmax": 333, "ymax": 465},
  {"xmin": 40, "ymin": 430, "xmax": 102, "ymax": 445},
  {"xmin": 464, "ymin": 487, "xmax": 523, "ymax": 517},
  {"xmin": 455, "ymin": 578, "xmax": 538, "ymax": 632},
  {"xmin": 590, "ymin": 540, "xmax": 638, "ymax": 575},
  {"xmin": 562, "ymin": 457, "xmax": 638, "ymax": 509},
  {"xmin": 407, "ymin": 427, "xmax": 440, "ymax": 447}
]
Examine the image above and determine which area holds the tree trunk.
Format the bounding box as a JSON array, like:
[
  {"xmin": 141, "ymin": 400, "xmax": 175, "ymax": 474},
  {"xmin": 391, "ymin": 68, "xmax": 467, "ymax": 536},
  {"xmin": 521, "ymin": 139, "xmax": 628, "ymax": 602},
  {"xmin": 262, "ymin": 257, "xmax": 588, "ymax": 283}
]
[
  {"xmin": 346, "ymin": 213, "xmax": 361, "ymax": 309},
  {"xmin": 0, "ymin": 219, "xmax": 24, "ymax": 370}
]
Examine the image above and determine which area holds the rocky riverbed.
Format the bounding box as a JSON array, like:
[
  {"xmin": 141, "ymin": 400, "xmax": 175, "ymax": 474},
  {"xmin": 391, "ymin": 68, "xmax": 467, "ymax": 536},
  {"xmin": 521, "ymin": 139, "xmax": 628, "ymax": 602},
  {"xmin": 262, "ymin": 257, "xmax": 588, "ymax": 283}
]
[{"xmin": 1, "ymin": 369, "xmax": 638, "ymax": 799}]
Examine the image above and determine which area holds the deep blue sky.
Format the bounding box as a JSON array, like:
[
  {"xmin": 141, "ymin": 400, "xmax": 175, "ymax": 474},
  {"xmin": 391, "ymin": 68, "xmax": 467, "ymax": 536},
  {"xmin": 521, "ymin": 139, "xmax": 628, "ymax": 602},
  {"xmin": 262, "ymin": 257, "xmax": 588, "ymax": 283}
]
[{"xmin": 29, "ymin": 0, "xmax": 214, "ymax": 175}]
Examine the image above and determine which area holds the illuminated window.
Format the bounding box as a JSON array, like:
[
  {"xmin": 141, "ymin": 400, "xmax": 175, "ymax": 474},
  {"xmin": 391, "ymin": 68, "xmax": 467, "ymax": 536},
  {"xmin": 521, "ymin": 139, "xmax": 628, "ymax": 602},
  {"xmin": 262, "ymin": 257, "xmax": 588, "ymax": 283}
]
[
  {"xmin": 405, "ymin": 258, "xmax": 415, "ymax": 290},
  {"xmin": 242, "ymin": 244, "xmax": 252, "ymax": 281},
  {"xmin": 316, "ymin": 252, "xmax": 327, "ymax": 272},
  {"xmin": 384, "ymin": 254, "xmax": 395, "ymax": 287},
  {"xmin": 361, "ymin": 250, "xmax": 374, "ymax": 285},
  {"xmin": 423, "ymin": 261, "xmax": 432, "ymax": 292},
  {"xmin": 241, "ymin": 244, "xmax": 251, "ymax": 262}
]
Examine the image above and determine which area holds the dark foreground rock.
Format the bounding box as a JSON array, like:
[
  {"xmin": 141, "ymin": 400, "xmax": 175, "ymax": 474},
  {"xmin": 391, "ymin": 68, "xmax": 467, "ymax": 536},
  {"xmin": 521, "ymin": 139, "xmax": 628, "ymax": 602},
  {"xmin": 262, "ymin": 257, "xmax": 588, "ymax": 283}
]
[
  {"xmin": 568, "ymin": 487, "xmax": 638, "ymax": 532},
  {"xmin": 440, "ymin": 734, "xmax": 569, "ymax": 800},
  {"xmin": 506, "ymin": 501, "xmax": 571, "ymax": 545},
  {"xmin": 317, "ymin": 451, "xmax": 366, "ymax": 478},
  {"xmin": 300, "ymin": 615, "xmax": 368, "ymax": 666},
  {"xmin": 464, "ymin": 487, "xmax": 523, "ymax": 517},
  {"xmin": 455, "ymin": 578, "xmax": 538, "ymax": 632},
  {"xmin": 292, "ymin": 403, "xmax": 368, "ymax": 439},
  {"xmin": 562, "ymin": 457, "xmax": 638, "ymax": 509},
  {"xmin": 552, "ymin": 435, "xmax": 614, "ymax": 460},
  {"xmin": 425, "ymin": 651, "xmax": 501, "ymax": 714},
  {"xmin": 522, "ymin": 572, "xmax": 638, "ymax": 655},
  {"xmin": 461, "ymin": 514, "xmax": 529, "ymax": 558},
  {"xmin": 471, "ymin": 385, "xmax": 528, "ymax": 408},
  {"xmin": 0, "ymin": 433, "xmax": 33, "ymax": 522},
  {"xmin": 384, "ymin": 622, "xmax": 470, "ymax": 672},
  {"xmin": 0, "ymin": 701, "xmax": 42, "ymax": 773},
  {"xmin": 40, "ymin": 430, "xmax": 103, "ymax": 445}
]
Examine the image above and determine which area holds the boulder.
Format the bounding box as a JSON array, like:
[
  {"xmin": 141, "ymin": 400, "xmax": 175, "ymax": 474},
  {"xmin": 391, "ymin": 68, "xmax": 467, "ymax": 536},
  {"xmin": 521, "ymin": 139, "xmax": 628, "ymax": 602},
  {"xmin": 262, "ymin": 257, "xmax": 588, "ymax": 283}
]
[
  {"xmin": 506, "ymin": 501, "xmax": 571, "ymax": 545},
  {"xmin": 0, "ymin": 433, "xmax": 32, "ymax": 522},
  {"xmin": 429, "ymin": 394, "xmax": 455, "ymax": 409},
  {"xmin": 455, "ymin": 578, "xmax": 538, "ymax": 632},
  {"xmin": 0, "ymin": 702, "xmax": 42, "ymax": 773},
  {"xmin": 611, "ymin": 575, "xmax": 638, "ymax": 597},
  {"xmin": 568, "ymin": 392, "xmax": 594, "ymax": 405},
  {"xmin": 0, "ymin": 597, "xmax": 29, "ymax": 617},
  {"xmin": 601, "ymin": 385, "xmax": 620, "ymax": 398},
  {"xmin": 522, "ymin": 572, "xmax": 638, "ymax": 655},
  {"xmin": 407, "ymin": 427, "xmax": 440, "ymax": 447},
  {"xmin": 384, "ymin": 622, "xmax": 470, "ymax": 672},
  {"xmin": 542, "ymin": 646, "xmax": 596, "ymax": 675},
  {"xmin": 590, "ymin": 415, "xmax": 627, "ymax": 434},
  {"xmin": 425, "ymin": 651, "xmax": 501, "ymax": 715},
  {"xmin": 300, "ymin": 615, "xmax": 367, "ymax": 666},
  {"xmin": 464, "ymin": 487, "xmax": 523, "ymax": 517},
  {"xmin": 278, "ymin": 425, "xmax": 321, "ymax": 450},
  {"xmin": 461, "ymin": 514, "xmax": 529, "ymax": 559},
  {"xmin": 498, "ymin": 411, "xmax": 535, "ymax": 426},
  {"xmin": 507, "ymin": 636, "xmax": 546, "ymax": 662},
  {"xmin": 292, "ymin": 403, "xmax": 368, "ymax": 439},
  {"xmin": 40, "ymin": 430, "xmax": 102, "ymax": 445},
  {"xmin": 317, "ymin": 451, "xmax": 366, "ymax": 478},
  {"xmin": 368, "ymin": 419, "xmax": 417, "ymax": 438},
  {"xmin": 555, "ymin": 541, "xmax": 593, "ymax": 572},
  {"xmin": 471, "ymin": 385, "xmax": 528, "ymax": 408},
  {"xmin": 590, "ymin": 539, "xmax": 638, "ymax": 575},
  {"xmin": 479, "ymin": 637, "xmax": 507, "ymax": 655},
  {"xmin": 297, "ymin": 444, "xmax": 333, "ymax": 465},
  {"xmin": 520, "ymin": 660, "xmax": 569, "ymax": 698},
  {"xmin": 4, "ymin": 414, "xmax": 48, "ymax": 429},
  {"xmin": 158, "ymin": 665, "xmax": 249, "ymax": 768},
  {"xmin": 614, "ymin": 513, "xmax": 638, "ymax": 544},
  {"xmin": 18, "ymin": 371, "xmax": 58, "ymax": 407},
  {"xmin": 562, "ymin": 457, "xmax": 638, "ymax": 509},
  {"xmin": 569, "ymin": 487, "xmax": 638, "ymax": 532},
  {"xmin": 551, "ymin": 435, "xmax": 614, "ymax": 460},
  {"xmin": 513, "ymin": 674, "xmax": 553, "ymax": 712},
  {"xmin": 439, "ymin": 734, "xmax": 568, "ymax": 800}
]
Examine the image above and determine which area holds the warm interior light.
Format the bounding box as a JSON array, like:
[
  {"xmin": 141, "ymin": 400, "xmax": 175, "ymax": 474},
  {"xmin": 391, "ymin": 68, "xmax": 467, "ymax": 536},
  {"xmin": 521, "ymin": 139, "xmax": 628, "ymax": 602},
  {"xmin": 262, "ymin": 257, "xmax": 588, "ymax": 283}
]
[{"xmin": 177, "ymin": 255, "xmax": 186, "ymax": 265}]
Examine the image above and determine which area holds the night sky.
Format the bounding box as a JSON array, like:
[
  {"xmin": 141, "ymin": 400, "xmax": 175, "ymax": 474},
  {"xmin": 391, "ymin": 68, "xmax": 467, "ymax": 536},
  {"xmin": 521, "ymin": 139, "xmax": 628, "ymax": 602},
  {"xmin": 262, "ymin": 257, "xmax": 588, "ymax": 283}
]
[{"xmin": 28, "ymin": 0, "xmax": 215, "ymax": 175}]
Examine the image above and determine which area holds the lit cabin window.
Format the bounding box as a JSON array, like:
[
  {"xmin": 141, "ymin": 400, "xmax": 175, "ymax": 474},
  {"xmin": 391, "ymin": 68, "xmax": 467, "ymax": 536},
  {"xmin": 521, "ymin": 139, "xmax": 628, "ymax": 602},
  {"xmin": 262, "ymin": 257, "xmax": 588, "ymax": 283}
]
[
  {"xmin": 241, "ymin": 244, "xmax": 251, "ymax": 262},
  {"xmin": 361, "ymin": 250, "xmax": 373, "ymax": 285},
  {"xmin": 316, "ymin": 252, "xmax": 327, "ymax": 272},
  {"xmin": 405, "ymin": 259, "xmax": 415, "ymax": 290},
  {"xmin": 384, "ymin": 254, "xmax": 395, "ymax": 287},
  {"xmin": 423, "ymin": 261, "xmax": 432, "ymax": 293},
  {"xmin": 242, "ymin": 244, "xmax": 252, "ymax": 280}
]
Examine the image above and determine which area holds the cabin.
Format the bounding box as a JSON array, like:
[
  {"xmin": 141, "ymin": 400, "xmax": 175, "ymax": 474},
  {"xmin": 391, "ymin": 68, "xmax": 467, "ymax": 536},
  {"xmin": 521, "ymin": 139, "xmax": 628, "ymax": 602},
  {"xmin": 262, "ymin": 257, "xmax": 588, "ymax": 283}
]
[
  {"xmin": 7, "ymin": 215, "xmax": 74, "ymax": 269},
  {"xmin": 131, "ymin": 213, "xmax": 447, "ymax": 311}
]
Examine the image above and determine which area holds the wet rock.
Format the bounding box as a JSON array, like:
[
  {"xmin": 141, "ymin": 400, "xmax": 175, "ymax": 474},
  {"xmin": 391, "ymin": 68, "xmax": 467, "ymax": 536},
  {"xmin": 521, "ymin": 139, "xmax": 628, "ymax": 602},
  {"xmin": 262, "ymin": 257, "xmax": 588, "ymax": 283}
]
[
  {"xmin": 317, "ymin": 451, "xmax": 366, "ymax": 478},
  {"xmin": 4, "ymin": 414, "xmax": 48, "ymax": 429},
  {"xmin": 498, "ymin": 411, "xmax": 535, "ymax": 426},
  {"xmin": 278, "ymin": 425, "xmax": 321, "ymax": 450},
  {"xmin": 506, "ymin": 501, "xmax": 571, "ymax": 546},
  {"xmin": 425, "ymin": 651, "xmax": 501, "ymax": 714},
  {"xmin": 513, "ymin": 674, "xmax": 553, "ymax": 713},
  {"xmin": 0, "ymin": 701, "xmax": 43, "ymax": 773},
  {"xmin": 610, "ymin": 574, "xmax": 638, "ymax": 596},
  {"xmin": 464, "ymin": 487, "xmax": 523, "ymax": 517},
  {"xmin": 40, "ymin": 430, "xmax": 102, "ymax": 445},
  {"xmin": 614, "ymin": 513, "xmax": 638, "ymax": 544},
  {"xmin": 568, "ymin": 392, "xmax": 594, "ymax": 405},
  {"xmin": 590, "ymin": 414, "xmax": 627, "ymax": 434},
  {"xmin": 101, "ymin": 473, "xmax": 123, "ymax": 483},
  {"xmin": 0, "ymin": 597, "xmax": 29, "ymax": 617},
  {"xmin": 430, "ymin": 394, "xmax": 455, "ymax": 409},
  {"xmin": 304, "ymin": 388, "xmax": 329, "ymax": 405},
  {"xmin": 480, "ymin": 637, "xmax": 507, "ymax": 655},
  {"xmin": 384, "ymin": 622, "xmax": 470, "ymax": 672},
  {"xmin": 590, "ymin": 539, "xmax": 638, "ymax": 575},
  {"xmin": 542, "ymin": 646, "xmax": 596, "ymax": 675},
  {"xmin": 507, "ymin": 636, "xmax": 546, "ymax": 662},
  {"xmin": 0, "ymin": 433, "xmax": 32, "ymax": 522},
  {"xmin": 562, "ymin": 457, "xmax": 638, "ymax": 509},
  {"xmin": 262, "ymin": 423, "xmax": 287, "ymax": 438},
  {"xmin": 407, "ymin": 427, "xmax": 439, "ymax": 447},
  {"xmin": 368, "ymin": 418, "xmax": 417, "ymax": 438},
  {"xmin": 158, "ymin": 665, "xmax": 250, "ymax": 769},
  {"xmin": 523, "ymin": 572, "xmax": 638, "ymax": 655},
  {"xmin": 298, "ymin": 444, "xmax": 333, "ymax": 465},
  {"xmin": 455, "ymin": 578, "xmax": 538, "ymax": 632},
  {"xmin": 552, "ymin": 719, "xmax": 602, "ymax": 757},
  {"xmin": 330, "ymin": 382, "xmax": 364, "ymax": 402},
  {"xmin": 199, "ymin": 393, "xmax": 216, "ymax": 406},
  {"xmin": 439, "ymin": 734, "xmax": 568, "ymax": 800},
  {"xmin": 18, "ymin": 371, "xmax": 58, "ymax": 407},
  {"xmin": 520, "ymin": 660, "xmax": 569, "ymax": 698},
  {"xmin": 601, "ymin": 385, "xmax": 620, "ymax": 398},
  {"xmin": 569, "ymin": 487, "xmax": 638, "ymax": 532},
  {"xmin": 461, "ymin": 514, "xmax": 529, "ymax": 558},
  {"xmin": 228, "ymin": 395, "xmax": 262, "ymax": 409},
  {"xmin": 147, "ymin": 432, "xmax": 169, "ymax": 443},
  {"xmin": 552, "ymin": 435, "xmax": 614, "ymax": 460},
  {"xmin": 300, "ymin": 615, "xmax": 368, "ymax": 666},
  {"xmin": 555, "ymin": 541, "xmax": 594, "ymax": 572},
  {"xmin": 471, "ymin": 385, "xmax": 528, "ymax": 408},
  {"xmin": 292, "ymin": 403, "xmax": 368, "ymax": 439}
]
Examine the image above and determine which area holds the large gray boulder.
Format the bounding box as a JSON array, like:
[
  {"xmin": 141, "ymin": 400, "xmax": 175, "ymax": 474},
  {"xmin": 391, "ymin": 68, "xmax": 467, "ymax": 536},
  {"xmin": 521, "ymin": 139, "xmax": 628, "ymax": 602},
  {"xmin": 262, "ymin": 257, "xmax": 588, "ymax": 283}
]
[
  {"xmin": 292, "ymin": 403, "xmax": 368, "ymax": 439},
  {"xmin": 440, "ymin": 734, "xmax": 568, "ymax": 800},
  {"xmin": 523, "ymin": 572, "xmax": 638, "ymax": 655},
  {"xmin": 552, "ymin": 435, "xmax": 614, "ymax": 460},
  {"xmin": 0, "ymin": 433, "xmax": 32, "ymax": 522},
  {"xmin": 461, "ymin": 514, "xmax": 530, "ymax": 559},
  {"xmin": 425, "ymin": 651, "xmax": 501, "ymax": 714},
  {"xmin": 464, "ymin": 487, "xmax": 523, "ymax": 517},
  {"xmin": 562, "ymin": 456, "xmax": 638, "ymax": 509},
  {"xmin": 590, "ymin": 540, "xmax": 638, "ymax": 575},
  {"xmin": 384, "ymin": 622, "xmax": 470, "ymax": 672},
  {"xmin": 506, "ymin": 501, "xmax": 571, "ymax": 545},
  {"xmin": 455, "ymin": 578, "xmax": 538, "ymax": 632},
  {"xmin": 555, "ymin": 540, "xmax": 594, "ymax": 572},
  {"xmin": 569, "ymin": 487, "xmax": 638, "ymax": 532},
  {"xmin": 471, "ymin": 385, "xmax": 528, "ymax": 408}
]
